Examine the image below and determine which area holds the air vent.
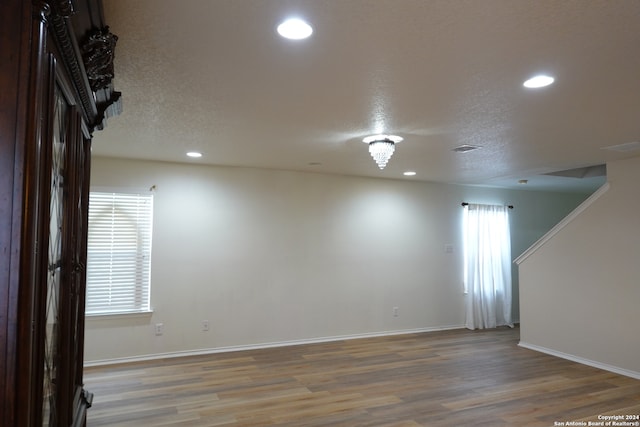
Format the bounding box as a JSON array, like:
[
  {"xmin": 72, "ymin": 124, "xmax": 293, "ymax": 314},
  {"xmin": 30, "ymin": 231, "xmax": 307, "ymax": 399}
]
[
  {"xmin": 452, "ymin": 144, "xmax": 481, "ymax": 153},
  {"xmin": 601, "ymin": 141, "xmax": 640, "ymax": 153}
]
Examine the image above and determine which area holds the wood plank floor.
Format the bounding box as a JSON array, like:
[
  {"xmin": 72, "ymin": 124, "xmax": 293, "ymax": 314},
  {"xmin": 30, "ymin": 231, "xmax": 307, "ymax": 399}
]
[{"xmin": 84, "ymin": 327, "xmax": 640, "ymax": 426}]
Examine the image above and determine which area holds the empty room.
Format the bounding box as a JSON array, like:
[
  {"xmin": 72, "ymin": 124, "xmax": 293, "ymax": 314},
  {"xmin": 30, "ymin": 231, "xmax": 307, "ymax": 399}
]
[{"xmin": 1, "ymin": 0, "xmax": 639, "ymax": 426}]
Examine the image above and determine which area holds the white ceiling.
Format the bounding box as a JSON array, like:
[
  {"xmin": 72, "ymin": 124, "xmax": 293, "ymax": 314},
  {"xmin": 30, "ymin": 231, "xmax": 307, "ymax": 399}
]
[{"xmin": 95, "ymin": 0, "xmax": 640, "ymax": 192}]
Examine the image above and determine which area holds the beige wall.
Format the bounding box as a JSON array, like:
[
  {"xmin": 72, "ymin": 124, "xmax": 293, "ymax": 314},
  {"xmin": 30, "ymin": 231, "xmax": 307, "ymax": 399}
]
[
  {"xmin": 518, "ymin": 156, "xmax": 640, "ymax": 378},
  {"xmin": 85, "ymin": 157, "xmax": 587, "ymax": 364}
]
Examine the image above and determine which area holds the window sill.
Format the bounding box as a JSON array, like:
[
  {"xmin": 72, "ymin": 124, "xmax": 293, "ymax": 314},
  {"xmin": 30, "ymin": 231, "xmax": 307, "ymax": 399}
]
[{"xmin": 86, "ymin": 310, "xmax": 153, "ymax": 321}]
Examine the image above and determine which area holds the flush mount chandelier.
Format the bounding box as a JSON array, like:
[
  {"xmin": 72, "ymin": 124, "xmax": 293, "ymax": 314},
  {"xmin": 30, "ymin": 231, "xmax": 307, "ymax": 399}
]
[{"xmin": 362, "ymin": 134, "xmax": 403, "ymax": 169}]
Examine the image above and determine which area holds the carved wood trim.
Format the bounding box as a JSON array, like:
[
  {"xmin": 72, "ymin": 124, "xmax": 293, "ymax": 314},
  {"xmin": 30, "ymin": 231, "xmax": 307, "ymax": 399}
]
[
  {"xmin": 47, "ymin": 11, "xmax": 97, "ymax": 130},
  {"xmin": 81, "ymin": 27, "xmax": 117, "ymax": 92},
  {"xmin": 95, "ymin": 90, "xmax": 122, "ymax": 130},
  {"xmin": 43, "ymin": 0, "xmax": 120, "ymax": 133},
  {"xmin": 52, "ymin": 0, "xmax": 74, "ymax": 18}
]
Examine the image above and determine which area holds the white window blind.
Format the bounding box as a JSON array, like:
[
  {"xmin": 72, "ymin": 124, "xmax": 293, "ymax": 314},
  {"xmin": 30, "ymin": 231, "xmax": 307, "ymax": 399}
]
[{"xmin": 86, "ymin": 192, "xmax": 153, "ymax": 315}]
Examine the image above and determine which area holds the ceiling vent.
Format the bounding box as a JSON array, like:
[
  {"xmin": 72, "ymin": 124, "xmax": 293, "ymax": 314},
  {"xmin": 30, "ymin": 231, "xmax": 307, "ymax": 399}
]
[{"xmin": 452, "ymin": 144, "xmax": 481, "ymax": 153}]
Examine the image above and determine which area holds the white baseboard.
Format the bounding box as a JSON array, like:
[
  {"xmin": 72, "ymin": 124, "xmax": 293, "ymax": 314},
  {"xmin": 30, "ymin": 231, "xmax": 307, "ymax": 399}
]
[
  {"xmin": 518, "ymin": 341, "xmax": 640, "ymax": 380},
  {"xmin": 84, "ymin": 324, "xmax": 465, "ymax": 368}
]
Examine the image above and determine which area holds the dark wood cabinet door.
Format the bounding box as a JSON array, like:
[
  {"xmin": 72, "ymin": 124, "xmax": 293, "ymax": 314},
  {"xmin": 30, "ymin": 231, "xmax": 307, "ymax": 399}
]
[
  {"xmin": 39, "ymin": 60, "xmax": 94, "ymax": 427},
  {"xmin": 1, "ymin": 1, "xmax": 119, "ymax": 425}
]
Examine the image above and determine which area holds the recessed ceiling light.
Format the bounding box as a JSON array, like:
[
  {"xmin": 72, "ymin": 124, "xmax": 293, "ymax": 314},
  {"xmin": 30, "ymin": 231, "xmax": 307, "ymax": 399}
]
[
  {"xmin": 403, "ymin": 171, "xmax": 416, "ymax": 176},
  {"xmin": 277, "ymin": 18, "xmax": 313, "ymax": 40},
  {"xmin": 523, "ymin": 75, "xmax": 555, "ymax": 88},
  {"xmin": 186, "ymin": 151, "xmax": 202, "ymax": 158}
]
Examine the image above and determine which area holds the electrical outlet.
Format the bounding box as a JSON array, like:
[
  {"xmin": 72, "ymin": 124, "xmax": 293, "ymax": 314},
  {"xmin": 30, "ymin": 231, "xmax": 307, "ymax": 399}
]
[
  {"xmin": 202, "ymin": 320, "xmax": 210, "ymax": 331},
  {"xmin": 155, "ymin": 323, "xmax": 164, "ymax": 336},
  {"xmin": 393, "ymin": 307, "xmax": 399, "ymax": 317}
]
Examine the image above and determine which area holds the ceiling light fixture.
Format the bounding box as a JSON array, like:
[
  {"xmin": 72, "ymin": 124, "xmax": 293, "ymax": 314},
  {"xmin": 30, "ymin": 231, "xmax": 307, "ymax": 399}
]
[
  {"xmin": 186, "ymin": 151, "xmax": 202, "ymax": 158},
  {"xmin": 362, "ymin": 134, "xmax": 403, "ymax": 170},
  {"xmin": 277, "ymin": 18, "xmax": 313, "ymax": 40},
  {"xmin": 403, "ymin": 171, "xmax": 416, "ymax": 176},
  {"xmin": 523, "ymin": 75, "xmax": 555, "ymax": 88}
]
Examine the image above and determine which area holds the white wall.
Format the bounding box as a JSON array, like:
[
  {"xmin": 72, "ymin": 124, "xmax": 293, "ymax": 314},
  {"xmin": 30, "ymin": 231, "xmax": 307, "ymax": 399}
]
[
  {"xmin": 85, "ymin": 157, "xmax": 587, "ymax": 363},
  {"xmin": 517, "ymin": 156, "xmax": 640, "ymax": 377}
]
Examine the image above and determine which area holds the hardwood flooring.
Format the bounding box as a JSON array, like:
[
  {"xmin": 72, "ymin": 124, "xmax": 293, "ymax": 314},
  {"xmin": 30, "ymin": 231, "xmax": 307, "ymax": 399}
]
[{"xmin": 84, "ymin": 327, "xmax": 640, "ymax": 426}]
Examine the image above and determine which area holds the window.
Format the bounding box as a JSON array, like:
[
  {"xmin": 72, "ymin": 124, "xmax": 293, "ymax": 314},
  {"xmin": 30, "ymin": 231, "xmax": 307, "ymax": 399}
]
[
  {"xmin": 462, "ymin": 203, "xmax": 512, "ymax": 330},
  {"xmin": 86, "ymin": 192, "xmax": 153, "ymax": 315}
]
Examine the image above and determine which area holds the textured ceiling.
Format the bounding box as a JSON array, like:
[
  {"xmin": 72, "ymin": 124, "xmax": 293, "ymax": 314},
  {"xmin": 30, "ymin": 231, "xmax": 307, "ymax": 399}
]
[{"xmin": 94, "ymin": 0, "xmax": 640, "ymax": 192}]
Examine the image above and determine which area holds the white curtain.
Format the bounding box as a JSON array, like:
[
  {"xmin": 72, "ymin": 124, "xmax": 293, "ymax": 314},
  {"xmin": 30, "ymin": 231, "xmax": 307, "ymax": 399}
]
[{"xmin": 463, "ymin": 203, "xmax": 513, "ymax": 330}]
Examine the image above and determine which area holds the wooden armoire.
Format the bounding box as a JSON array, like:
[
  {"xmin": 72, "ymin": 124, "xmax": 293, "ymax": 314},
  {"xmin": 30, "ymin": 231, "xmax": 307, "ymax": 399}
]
[{"xmin": 0, "ymin": 1, "xmax": 120, "ymax": 425}]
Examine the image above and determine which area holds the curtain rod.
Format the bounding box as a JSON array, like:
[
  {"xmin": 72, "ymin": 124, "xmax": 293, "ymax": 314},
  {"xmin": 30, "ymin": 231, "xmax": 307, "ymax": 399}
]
[{"xmin": 461, "ymin": 202, "xmax": 514, "ymax": 209}]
